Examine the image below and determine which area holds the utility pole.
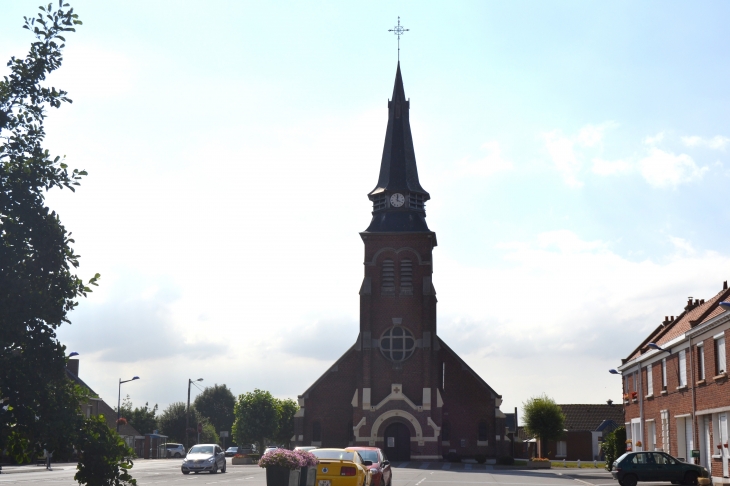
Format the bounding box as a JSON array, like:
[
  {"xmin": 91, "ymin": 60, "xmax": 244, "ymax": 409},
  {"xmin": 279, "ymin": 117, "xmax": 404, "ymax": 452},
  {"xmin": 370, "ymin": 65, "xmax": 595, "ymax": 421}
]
[{"xmin": 186, "ymin": 378, "xmax": 203, "ymax": 448}]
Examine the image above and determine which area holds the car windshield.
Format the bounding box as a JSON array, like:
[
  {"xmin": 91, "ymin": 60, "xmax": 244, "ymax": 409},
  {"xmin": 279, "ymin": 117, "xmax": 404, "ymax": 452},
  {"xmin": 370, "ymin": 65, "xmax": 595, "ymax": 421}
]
[
  {"xmin": 615, "ymin": 453, "xmax": 632, "ymax": 464},
  {"xmin": 353, "ymin": 450, "xmax": 379, "ymax": 462},
  {"xmin": 226, "ymin": 447, "xmax": 237, "ymax": 452},
  {"xmin": 312, "ymin": 450, "xmax": 355, "ymax": 461},
  {"xmin": 189, "ymin": 446, "xmax": 214, "ymax": 455}
]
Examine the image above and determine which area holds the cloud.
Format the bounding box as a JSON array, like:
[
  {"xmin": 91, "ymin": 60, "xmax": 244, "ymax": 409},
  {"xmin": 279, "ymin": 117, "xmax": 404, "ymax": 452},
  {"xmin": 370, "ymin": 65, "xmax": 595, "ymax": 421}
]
[
  {"xmin": 669, "ymin": 236, "xmax": 696, "ymax": 256},
  {"xmin": 644, "ymin": 132, "xmax": 665, "ymax": 146},
  {"xmin": 543, "ymin": 122, "xmax": 618, "ymax": 187},
  {"xmin": 639, "ymin": 147, "xmax": 708, "ymax": 188},
  {"xmin": 681, "ymin": 135, "xmax": 730, "ymax": 150},
  {"xmin": 592, "ymin": 157, "xmax": 632, "ymax": 176},
  {"xmin": 455, "ymin": 141, "xmax": 513, "ymax": 177},
  {"xmin": 280, "ymin": 317, "xmax": 358, "ymax": 361}
]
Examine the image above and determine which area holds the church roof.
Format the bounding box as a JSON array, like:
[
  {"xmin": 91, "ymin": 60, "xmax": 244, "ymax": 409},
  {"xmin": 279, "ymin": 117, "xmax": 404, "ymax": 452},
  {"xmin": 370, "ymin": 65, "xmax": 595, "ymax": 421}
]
[{"xmin": 364, "ymin": 63, "xmax": 432, "ymax": 234}]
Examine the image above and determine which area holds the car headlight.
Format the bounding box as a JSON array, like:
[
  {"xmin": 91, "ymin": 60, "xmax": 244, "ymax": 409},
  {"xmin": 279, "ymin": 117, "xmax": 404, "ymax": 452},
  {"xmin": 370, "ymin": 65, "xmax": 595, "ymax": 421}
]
[{"xmin": 206, "ymin": 457, "xmax": 215, "ymax": 463}]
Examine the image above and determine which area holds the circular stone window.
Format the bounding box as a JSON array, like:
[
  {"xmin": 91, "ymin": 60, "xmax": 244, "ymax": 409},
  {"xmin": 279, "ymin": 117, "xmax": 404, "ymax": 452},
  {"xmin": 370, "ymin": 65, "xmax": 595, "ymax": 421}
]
[{"xmin": 380, "ymin": 326, "xmax": 416, "ymax": 362}]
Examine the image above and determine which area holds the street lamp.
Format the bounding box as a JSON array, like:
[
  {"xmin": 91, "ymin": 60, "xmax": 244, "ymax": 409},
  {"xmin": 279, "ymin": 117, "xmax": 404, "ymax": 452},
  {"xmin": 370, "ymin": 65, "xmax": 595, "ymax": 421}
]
[
  {"xmin": 117, "ymin": 376, "xmax": 140, "ymax": 432},
  {"xmin": 67, "ymin": 351, "xmax": 79, "ymax": 358},
  {"xmin": 186, "ymin": 378, "xmax": 203, "ymax": 449},
  {"xmin": 647, "ymin": 342, "xmax": 668, "ymax": 353},
  {"xmin": 608, "ymin": 369, "xmax": 620, "ymax": 374}
]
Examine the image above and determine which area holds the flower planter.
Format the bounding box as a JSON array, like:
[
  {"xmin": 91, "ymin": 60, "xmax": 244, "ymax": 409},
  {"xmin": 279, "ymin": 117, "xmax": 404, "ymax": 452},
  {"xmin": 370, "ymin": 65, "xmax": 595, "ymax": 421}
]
[
  {"xmin": 299, "ymin": 466, "xmax": 317, "ymax": 486},
  {"xmin": 266, "ymin": 466, "xmax": 300, "ymax": 486},
  {"xmin": 232, "ymin": 456, "xmax": 253, "ymax": 465},
  {"xmin": 527, "ymin": 460, "xmax": 551, "ymax": 469}
]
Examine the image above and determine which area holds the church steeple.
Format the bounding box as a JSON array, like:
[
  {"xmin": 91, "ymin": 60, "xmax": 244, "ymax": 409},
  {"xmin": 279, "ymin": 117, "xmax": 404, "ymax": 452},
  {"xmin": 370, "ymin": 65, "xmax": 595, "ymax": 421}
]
[{"xmin": 365, "ymin": 63, "xmax": 431, "ymax": 233}]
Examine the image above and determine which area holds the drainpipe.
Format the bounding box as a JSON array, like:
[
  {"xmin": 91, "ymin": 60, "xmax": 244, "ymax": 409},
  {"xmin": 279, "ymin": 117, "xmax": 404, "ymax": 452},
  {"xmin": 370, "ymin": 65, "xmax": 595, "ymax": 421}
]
[
  {"xmin": 639, "ymin": 363, "xmax": 644, "ymax": 451},
  {"xmin": 689, "ymin": 334, "xmax": 697, "ymax": 464}
]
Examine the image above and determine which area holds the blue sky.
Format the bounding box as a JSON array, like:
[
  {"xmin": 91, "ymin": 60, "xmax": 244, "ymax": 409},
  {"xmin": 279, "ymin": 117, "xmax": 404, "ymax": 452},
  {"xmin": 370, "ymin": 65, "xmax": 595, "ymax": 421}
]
[{"xmin": 3, "ymin": 1, "xmax": 730, "ymax": 418}]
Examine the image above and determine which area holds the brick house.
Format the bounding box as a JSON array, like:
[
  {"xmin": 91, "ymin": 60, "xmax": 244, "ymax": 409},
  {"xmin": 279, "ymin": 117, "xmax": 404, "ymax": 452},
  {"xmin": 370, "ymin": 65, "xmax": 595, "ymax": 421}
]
[
  {"xmin": 292, "ymin": 63, "xmax": 508, "ymax": 462},
  {"xmin": 619, "ymin": 281, "xmax": 730, "ymax": 483},
  {"xmin": 544, "ymin": 403, "xmax": 624, "ymax": 461}
]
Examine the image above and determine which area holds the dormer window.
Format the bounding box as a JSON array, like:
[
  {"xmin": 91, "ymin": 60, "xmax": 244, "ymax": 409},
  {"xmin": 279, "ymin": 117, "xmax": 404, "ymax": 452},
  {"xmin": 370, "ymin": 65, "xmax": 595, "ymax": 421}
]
[
  {"xmin": 400, "ymin": 259, "xmax": 413, "ymax": 295},
  {"xmin": 373, "ymin": 194, "xmax": 387, "ymax": 211},
  {"xmin": 409, "ymin": 193, "xmax": 425, "ymax": 210},
  {"xmin": 381, "ymin": 259, "xmax": 395, "ymax": 294}
]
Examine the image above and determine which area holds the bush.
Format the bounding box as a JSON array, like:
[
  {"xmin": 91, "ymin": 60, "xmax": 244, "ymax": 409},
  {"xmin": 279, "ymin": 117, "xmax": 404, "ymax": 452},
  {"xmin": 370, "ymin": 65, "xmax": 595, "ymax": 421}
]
[
  {"xmin": 497, "ymin": 456, "xmax": 515, "ymax": 465},
  {"xmin": 258, "ymin": 449, "xmax": 318, "ymax": 470},
  {"xmin": 601, "ymin": 426, "xmax": 626, "ymax": 471}
]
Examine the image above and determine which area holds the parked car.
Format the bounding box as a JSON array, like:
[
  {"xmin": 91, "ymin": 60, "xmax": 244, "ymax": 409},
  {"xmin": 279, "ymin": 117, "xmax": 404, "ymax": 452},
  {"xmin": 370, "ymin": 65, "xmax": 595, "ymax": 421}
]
[
  {"xmin": 294, "ymin": 446, "xmax": 318, "ymax": 452},
  {"xmin": 611, "ymin": 451, "xmax": 709, "ymax": 486},
  {"xmin": 165, "ymin": 443, "xmax": 185, "ymax": 458},
  {"xmin": 181, "ymin": 444, "xmax": 227, "ymax": 475},
  {"xmin": 311, "ymin": 448, "xmax": 372, "ymax": 486},
  {"xmin": 348, "ymin": 447, "xmax": 391, "ymax": 486},
  {"xmin": 264, "ymin": 446, "xmax": 278, "ymax": 455},
  {"xmin": 224, "ymin": 447, "xmax": 238, "ymax": 457}
]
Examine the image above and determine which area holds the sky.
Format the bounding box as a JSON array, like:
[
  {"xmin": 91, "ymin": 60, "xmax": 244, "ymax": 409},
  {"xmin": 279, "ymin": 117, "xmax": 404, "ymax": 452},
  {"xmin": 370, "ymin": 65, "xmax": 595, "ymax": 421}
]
[{"xmin": 3, "ymin": 1, "xmax": 730, "ymax": 421}]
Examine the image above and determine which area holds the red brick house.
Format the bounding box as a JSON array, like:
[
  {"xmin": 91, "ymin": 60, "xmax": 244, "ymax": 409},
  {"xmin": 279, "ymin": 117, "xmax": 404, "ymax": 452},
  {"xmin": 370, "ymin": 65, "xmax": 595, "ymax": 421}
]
[
  {"xmin": 544, "ymin": 403, "xmax": 624, "ymax": 461},
  {"xmin": 619, "ymin": 281, "xmax": 730, "ymax": 483},
  {"xmin": 292, "ymin": 63, "xmax": 508, "ymax": 462}
]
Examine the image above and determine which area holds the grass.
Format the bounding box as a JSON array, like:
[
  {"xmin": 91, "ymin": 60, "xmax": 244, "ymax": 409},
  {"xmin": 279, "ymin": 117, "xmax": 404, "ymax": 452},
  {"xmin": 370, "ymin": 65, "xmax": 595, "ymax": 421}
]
[{"xmin": 551, "ymin": 460, "xmax": 606, "ymax": 468}]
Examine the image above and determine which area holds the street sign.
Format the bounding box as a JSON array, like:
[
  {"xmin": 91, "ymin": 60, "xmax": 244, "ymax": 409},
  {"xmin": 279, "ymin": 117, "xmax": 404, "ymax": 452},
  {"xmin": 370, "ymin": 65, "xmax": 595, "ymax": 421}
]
[
  {"xmin": 197, "ymin": 422, "xmax": 203, "ymax": 434},
  {"xmin": 220, "ymin": 431, "xmax": 229, "ymax": 438}
]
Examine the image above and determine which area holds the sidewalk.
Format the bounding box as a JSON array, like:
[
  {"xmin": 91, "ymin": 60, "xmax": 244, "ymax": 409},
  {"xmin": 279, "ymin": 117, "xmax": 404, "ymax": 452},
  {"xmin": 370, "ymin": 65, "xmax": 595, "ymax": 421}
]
[{"xmin": 0, "ymin": 462, "xmax": 76, "ymax": 474}]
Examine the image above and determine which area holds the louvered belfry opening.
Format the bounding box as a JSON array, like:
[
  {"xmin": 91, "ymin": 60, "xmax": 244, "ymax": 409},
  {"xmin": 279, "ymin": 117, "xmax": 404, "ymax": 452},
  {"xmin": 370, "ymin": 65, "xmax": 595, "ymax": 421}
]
[
  {"xmin": 400, "ymin": 259, "xmax": 413, "ymax": 295},
  {"xmin": 381, "ymin": 259, "xmax": 395, "ymax": 294}
]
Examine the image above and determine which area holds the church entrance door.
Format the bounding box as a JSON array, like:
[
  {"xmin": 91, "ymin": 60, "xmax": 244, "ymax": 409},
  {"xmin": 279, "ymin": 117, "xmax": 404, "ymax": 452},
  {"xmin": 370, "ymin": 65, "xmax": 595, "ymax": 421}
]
[{"xmin": 384, "ymin": 422, "xmax": 411, "ymax": 462}]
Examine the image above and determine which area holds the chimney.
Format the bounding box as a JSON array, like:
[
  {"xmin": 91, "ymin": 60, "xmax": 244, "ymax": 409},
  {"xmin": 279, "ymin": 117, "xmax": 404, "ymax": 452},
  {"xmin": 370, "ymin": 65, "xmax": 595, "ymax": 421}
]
[
  {"xmin": 67, "ymin": 358, "xmax": 79, "ymax": 377},
  {"xmin": 671, "ymin": 316, "xmax": 674, "ymax": 321},
  {"xmin": 607, "ymin": 399, "xmax": 614, "ymax": 406},
  {"xmin": 724, "ymin": 281, "xmax": 728, "ymax": 290},
  {"xmin": 663, "ymin": 316, "xmax": 670, "ymax": 326},
  {"xmin": 686, "ymin": 297, "xmax": 694, "ymax": 310},
  {"xmin": 695, "ymin": 299, "xmax": 700, "ymax": 306},
  {"xmin": 701, "ymin": 299, "xmax": 705, "ymax": 304}
]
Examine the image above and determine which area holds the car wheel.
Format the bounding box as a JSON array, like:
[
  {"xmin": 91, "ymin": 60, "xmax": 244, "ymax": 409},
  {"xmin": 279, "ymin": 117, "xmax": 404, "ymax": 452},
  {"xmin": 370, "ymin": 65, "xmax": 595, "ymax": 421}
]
[
  {"xmin": 194, "ymin": 471, "xmax": 199, "ymax": 474},
  {"xmin": 222, "ymin": 461, "xmax": 227, "ymax": 473},
  {"xmin": 683, "ymin": 472, "xmax": 699, "ymax": 486},
  {"xmin": 182, "ymin": 471, "xmax": 189, "ymax": 475},
  {"xmin": 211, "ymin": 463, "xmax": 218, "ymax": 474},
  {"xmin": 623, "ymin": 475, "xmax": 638, "ymax": 486}
]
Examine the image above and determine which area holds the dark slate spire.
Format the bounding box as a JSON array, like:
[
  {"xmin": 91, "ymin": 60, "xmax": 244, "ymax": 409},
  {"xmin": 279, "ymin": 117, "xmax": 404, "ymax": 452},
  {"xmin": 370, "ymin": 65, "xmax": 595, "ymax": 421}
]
[{"xmin": 365, "ymin": 63, "xmax": 431, "ymax": 233}]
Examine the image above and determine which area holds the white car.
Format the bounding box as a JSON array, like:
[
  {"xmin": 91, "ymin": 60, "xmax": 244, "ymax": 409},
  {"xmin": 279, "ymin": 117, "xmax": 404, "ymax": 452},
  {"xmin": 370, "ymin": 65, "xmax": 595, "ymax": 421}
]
[
  {"xmin": 181, "ymin": 444, "xmax": 227, "ymax": 474},
  {"xmin": 166, "ymin": 443, "xmax": 185, "ymax": 458}
]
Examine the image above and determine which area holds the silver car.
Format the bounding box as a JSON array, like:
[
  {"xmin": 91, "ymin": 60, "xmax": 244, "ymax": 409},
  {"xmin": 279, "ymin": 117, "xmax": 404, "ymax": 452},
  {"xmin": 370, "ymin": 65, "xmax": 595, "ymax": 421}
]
[{"xmin": 181, "ymin": 444, "xmax": 227, "ymax": 474}]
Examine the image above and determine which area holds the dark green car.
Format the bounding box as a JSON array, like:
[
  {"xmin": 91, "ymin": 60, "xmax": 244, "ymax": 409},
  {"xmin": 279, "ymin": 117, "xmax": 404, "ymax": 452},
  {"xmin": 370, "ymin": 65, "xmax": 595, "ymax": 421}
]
[{"xmin": 611, "ymin": 451, "xmax": 709, "ymax": 486}]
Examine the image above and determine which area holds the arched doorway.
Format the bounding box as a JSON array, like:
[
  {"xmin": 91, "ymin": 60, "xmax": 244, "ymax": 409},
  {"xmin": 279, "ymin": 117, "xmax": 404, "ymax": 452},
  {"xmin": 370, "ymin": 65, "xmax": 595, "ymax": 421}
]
[{"xmin": 384, "ymin": 422, "xmax": 411, "ymax": 461}]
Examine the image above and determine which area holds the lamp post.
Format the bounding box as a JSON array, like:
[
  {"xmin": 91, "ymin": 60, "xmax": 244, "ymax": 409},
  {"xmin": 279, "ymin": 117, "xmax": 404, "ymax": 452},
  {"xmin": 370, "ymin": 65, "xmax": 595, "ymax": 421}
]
[
  {"xmin": 186, "ymin": 378, "xmax": 203, "ymax": 449},
  {"xmin": 117, "ymin": 376, "xmax": 140, "ymax": 432},
  {"xmin": 67, "ymin": 351, "xmax": 79, "ymax": 358}
]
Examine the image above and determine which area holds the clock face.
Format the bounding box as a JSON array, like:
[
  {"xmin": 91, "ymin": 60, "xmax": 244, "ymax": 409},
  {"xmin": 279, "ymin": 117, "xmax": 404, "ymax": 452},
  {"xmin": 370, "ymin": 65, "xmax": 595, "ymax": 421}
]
[{"xmin": 390, "ymin": 193, "xmax": 405, "ymax": 207}]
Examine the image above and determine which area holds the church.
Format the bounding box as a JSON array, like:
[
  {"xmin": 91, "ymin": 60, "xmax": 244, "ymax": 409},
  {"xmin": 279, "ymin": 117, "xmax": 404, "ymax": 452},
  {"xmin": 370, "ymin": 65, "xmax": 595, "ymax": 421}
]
[{"xmin": 293, "ymin": 63, "xmax": 508, "ymax": 462}]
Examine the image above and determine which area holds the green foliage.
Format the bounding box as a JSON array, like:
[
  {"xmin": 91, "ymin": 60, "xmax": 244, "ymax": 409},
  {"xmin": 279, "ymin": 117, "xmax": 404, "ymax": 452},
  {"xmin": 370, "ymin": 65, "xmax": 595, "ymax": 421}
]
[
  {"xmin": 193, "ymin": 384, "xmax": 235, "ymax": 436},
  {"xmin": 0, "ymin": 0, "xmax": 95, "ymax": 462},
  {"xmin": 158, "ymin": 402, "xmax": 197, "ymax": 446},
  {"xmin": 118, "ymin": 395, "xmax": 158, "ymax": 435},
  {"xmin": 601, "ymin": 426, "xmax": 627, "ymax": 471},
  {"xmin": 200, "ymin": 421, "xmax": 220, "ymax": 445},
  {"xmin": 232, "ymin": 389, "xmax": 280, "ymax": 454},
  {"xmin": 522, "ymin": 394, "xmax": 566, "ymax": 457},
  {"xmin": 74, "ymin": 415, "xmax": 136, "ymax": 486},
  {"xmin": 274, "ymin": 398, "xmax": 298, "ymax": 448}
]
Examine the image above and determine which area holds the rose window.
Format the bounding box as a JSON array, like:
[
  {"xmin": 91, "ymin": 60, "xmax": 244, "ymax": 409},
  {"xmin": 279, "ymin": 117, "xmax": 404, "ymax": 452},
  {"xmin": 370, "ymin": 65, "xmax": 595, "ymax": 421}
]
[{"xmin": 380, "ymin": 326, "xmax": 416, "ymax": 362}]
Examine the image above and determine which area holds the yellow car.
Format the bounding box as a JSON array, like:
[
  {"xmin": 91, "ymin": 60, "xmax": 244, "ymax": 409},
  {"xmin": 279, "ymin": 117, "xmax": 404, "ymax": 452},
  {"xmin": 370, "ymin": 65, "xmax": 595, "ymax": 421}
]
[{"xmin": 310, "ymin": 448, "xmax": 372, "ymax": 486}]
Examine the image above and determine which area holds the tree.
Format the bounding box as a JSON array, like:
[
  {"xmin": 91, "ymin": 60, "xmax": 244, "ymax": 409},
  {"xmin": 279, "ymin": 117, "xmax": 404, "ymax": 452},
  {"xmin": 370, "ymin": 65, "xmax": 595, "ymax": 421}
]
[
  {"xmin": 522, "ymin": 394, "xmax": 565, "ymax": 458},
  {"xmin": 118, "ymin": 395, "xmax": 158, "ymax": 435},
  {"xmin": 193, "ymin": 384, "xmax": 235, "ymax": 438},
  {"xmin": 0, "ymin": 0, "xmax": 98, "ymax": 463},
  {"xmin": 232, "ymin": 389, "xmax": 280, "ymax": 453},
  {"xmin": 74, "ymin": 415, "xmax": 136, "ymax": 486},
  {"xmin": 274, "ymin": 398, "xmax": 298, "ymax": 449},
  {"xmin": 601, "ymin": 426, "xmax": 627, "ymax": 470},
  {"xmin": 158, "ymin": 402, "xmax": 197, "ymax": 445}
]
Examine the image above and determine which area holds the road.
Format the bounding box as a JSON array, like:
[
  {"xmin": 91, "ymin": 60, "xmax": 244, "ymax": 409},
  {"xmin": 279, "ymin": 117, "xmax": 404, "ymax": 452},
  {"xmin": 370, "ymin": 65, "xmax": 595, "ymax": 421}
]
[{"xmin": 0, "ymin": 459, "xmax": 652, "ymax": 486}]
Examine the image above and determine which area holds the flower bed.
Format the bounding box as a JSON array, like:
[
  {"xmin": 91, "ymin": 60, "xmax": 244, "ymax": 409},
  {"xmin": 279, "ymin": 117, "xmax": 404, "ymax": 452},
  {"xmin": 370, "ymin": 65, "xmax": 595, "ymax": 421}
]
[
  {"xmin": 258, "ymin": 449, "xmax": 318, "ymax": 470},
  {"xmin": 527, "ymin": 457, "xmax": 551, "ymax": 469}
]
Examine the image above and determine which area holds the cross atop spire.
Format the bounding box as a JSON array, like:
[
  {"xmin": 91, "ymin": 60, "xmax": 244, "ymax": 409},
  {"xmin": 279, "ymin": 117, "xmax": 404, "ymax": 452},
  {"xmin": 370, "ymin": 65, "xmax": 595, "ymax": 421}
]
[{"xmin": 388, "ymin": 17, "xmax": 409, "ymax": 62}]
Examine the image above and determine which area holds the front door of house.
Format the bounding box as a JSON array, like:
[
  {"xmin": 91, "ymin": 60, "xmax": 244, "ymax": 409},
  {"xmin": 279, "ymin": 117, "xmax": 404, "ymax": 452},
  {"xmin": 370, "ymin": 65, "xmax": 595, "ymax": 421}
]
[
  {"xmin": 720, "ymin": 413, "xmax": 729, "ymax": 477},
  {"xmin": 384, "ymin": 422, "xmax": 411, "ymax": 462},
  {"xmin": 703, "ymin": 416, "xmax": 712, "ymax": 472}
]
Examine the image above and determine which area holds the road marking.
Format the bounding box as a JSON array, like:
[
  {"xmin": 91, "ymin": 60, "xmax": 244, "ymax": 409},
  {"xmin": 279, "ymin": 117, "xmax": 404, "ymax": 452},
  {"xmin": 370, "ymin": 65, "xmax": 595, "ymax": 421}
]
[{"xmin": 416, "ymin": 479, "xmax": 426, "ymax": 485}]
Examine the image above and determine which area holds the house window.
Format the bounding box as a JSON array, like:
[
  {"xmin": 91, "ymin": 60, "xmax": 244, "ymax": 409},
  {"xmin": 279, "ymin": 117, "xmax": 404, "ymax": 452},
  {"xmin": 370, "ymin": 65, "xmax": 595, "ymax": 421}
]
[
  {"xmin": 661, "ymin": 358, "xmax": 667, "ymax": 388},
  {"xmin": 646, "ymin": 364, "xmax": 653, "ymax": 395},
  {"xmin": 442, "ymin": 421, "xmax": 451, "ymax": 441},
  {"xmin": 556, "ymin": 441, "xmax": 567, "ymax": 457},
  {"xmin": 380, "ymin": 326, "xmax": 416, "ymax": 362},
  {"xmin": 441, "ymin": 362, "xmax": 445, "ymax": 390},
  {"xmin": 478, "ymin": 422, "xmax": 488, "ymax": 441},
  {"xmin": 381, "ymin": 259, "xmax": 395, "ymax": 294},
  {"xmin": 660, "ymin": 410, "xmax": 670, "ymax": 453},
  {"xmin": 716, "ymin": 336, "xmax": 726, "ymax": 375},
  {"xmin": 633, "ymin": 371, "xmax": 638, "ymax": 392},
  {"xmin": 679, "ymin": 350, "xmax": 687, "ymax": 387},
  {"xmin": 312, "ymin": 422, "xmax": 322, "ymax": 442},
  {"xmin": 400, "ymin": 259, "xmax": 413, "ymax": 295},
  {"xmin": 698, "ymin": 343, "xmax": 705, "ymax": 380}
]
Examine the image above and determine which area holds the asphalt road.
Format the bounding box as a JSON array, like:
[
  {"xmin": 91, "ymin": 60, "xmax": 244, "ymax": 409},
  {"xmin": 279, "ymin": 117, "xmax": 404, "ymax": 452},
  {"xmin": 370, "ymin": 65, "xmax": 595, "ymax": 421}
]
[{"xmin": 0, "ymin": 459, "xmax": 665, "ymax": 486}]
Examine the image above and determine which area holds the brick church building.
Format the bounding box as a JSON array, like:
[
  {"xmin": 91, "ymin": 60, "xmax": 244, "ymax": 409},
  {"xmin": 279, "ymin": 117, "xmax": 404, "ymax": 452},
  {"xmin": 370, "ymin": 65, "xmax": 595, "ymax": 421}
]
[{"xmin": 292, "ymin": 63, "xmax": 508, "ymax": 462}]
